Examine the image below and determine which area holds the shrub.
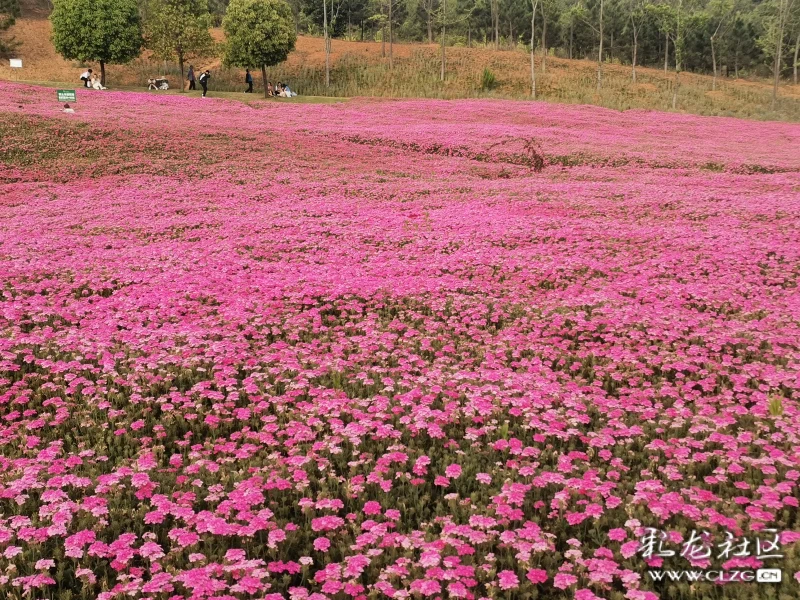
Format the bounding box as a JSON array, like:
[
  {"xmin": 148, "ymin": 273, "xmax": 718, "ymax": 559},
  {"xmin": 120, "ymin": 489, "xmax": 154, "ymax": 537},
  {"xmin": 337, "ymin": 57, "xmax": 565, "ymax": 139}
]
[{"xmin": 481, "ymin": 67, "xmax": 497, "ymax": 91}]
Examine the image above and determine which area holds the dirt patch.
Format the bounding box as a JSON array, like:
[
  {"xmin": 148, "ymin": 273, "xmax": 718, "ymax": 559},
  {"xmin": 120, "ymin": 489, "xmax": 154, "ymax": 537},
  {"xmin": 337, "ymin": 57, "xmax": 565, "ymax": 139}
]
[{"xmin": 632, "ymin": 83, "xmax": 658, "ymax": 94}]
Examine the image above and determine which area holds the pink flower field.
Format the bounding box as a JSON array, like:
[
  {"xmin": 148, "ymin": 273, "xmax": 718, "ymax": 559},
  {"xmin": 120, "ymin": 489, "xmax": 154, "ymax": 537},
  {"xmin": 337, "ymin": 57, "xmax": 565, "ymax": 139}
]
[{"xmin": 1, "ymin": 81, "xmax": 800, "ymax": 599}]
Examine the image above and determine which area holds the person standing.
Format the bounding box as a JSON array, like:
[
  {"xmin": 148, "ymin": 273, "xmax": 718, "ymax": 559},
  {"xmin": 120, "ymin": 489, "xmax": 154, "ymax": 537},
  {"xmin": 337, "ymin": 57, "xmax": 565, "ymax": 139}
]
[
  {"xmin": 80, "ymin": 68, "xmax": 93, "ymax": 88},
  {"xmin": 244, "ymin": 69, "xmax": 253, "ymax": 93},
  {"xmin": 187, "ymin": 65, "xmax": 196, "ymax": 90},
  {"xmin": 199, "ymin": 70, "xmax": 210, "ymax": 97}
]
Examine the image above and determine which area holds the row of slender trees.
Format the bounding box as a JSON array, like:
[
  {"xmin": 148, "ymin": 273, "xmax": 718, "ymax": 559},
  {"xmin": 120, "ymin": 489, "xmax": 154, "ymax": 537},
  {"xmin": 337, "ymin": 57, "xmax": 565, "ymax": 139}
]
[
  {"xmin": 44, "ymin": 0, "xmax": 295, "ymax": 97},
  {"xmin": 299, "ymin": 0, "xmax": 799, "ymax": 93},
  {"xmin": 2, "ymin": 0, "xmax": 797, "ymax": 100}
]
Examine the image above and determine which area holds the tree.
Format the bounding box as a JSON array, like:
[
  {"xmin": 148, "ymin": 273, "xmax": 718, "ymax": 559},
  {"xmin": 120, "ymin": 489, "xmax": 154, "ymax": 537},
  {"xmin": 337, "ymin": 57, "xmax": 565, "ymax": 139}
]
[
  {"xmin": 223, "ymin": 0, "xmax": 297, "ymax": 98},
  {"xmin": 647, "ymin": 1, "xmax": 676, "ymax": 74},
  {"xmin": 575, "ymin": 0, "xmax": 607, "ymax": 89},
  {"xmin": 705, "ymin": 0, "xmax": 732, "ymax": 90},
  {"xmin": 558, "ymin": 0, "xmax": 586, "ymax": 59},
  {"xmin": 423, "ymin": 0, "xmax": 438, "ymax": 41},
  {"xmin": 597, "ymin": 0, "xmax": 603, "ymax": 89},
  {"xmin": 51, "ymin": 0, "xmax": 144, "ymax": 86},
  {"xmin": 0, "ymin": 0, "xmax": 20, "ymax": 58},
  {"xmin": 530, "ymin": 0, "xmax": 539, "ymax": 96},
  {"xmin": 762, "ymin": 0, "xmax": 797, "ymax": 104},
  {"xmin": 624, "ymin": 0, "xmax": 646, "ymax": 81},
  {"xmin": 790, "ymin": 0, "xmax": 800, "ymax": 83},
  {"xmin": 539, "ymin": 0, "xmax": 558, "ymax": 72},
  {"xmin": 145, "ymin": 0, "xmax": 216, "ymax": 91}
]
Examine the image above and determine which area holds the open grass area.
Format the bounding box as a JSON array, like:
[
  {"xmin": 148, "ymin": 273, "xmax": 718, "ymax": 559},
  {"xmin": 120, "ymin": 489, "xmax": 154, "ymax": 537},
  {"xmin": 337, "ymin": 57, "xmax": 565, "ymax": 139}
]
[{"xmin": 7, "ymin": 80, "xmax": 350, "ymax": 104}]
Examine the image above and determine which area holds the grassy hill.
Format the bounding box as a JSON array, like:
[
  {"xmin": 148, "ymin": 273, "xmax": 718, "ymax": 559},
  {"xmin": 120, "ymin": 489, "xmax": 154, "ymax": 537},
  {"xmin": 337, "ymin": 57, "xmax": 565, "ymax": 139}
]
[{"xmin": 2, "ymin": 13, "xmax": 800, "ymax": 121}]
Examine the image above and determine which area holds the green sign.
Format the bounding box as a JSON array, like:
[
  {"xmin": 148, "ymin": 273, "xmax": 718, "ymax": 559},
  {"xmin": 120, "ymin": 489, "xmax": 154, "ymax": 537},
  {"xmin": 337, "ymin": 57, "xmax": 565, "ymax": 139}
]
[{"xmin": 57, "ymin": 89, "xmax": 77, "ymax": 102}]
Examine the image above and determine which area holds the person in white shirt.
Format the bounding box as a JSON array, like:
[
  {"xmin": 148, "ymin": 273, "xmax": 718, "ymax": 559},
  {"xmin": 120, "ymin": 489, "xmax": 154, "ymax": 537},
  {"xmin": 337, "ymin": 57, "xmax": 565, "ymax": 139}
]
[{"xmin": 80, "ymin": 69, "xmax": 93, "ymax": 88}]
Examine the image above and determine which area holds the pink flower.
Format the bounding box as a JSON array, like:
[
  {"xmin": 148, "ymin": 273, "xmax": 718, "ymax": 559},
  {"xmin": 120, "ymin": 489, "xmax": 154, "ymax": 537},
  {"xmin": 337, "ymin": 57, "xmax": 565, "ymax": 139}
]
[
  {"xmin": 620, "ymin": 540, "xmax": 640, "ymax": 559},
  {"xmin": 608, "ymin": 528, "xmax": 627, "ymax": 541},
  {"xmin": 497, "ymin": 570, "xmax": 519, "ymax": 590},
  {"xmin": 445, "ymin": 464, "xmax": 462, "ymax": 479},
  {"xmin": 313, "ymin": 537, "xmax": 331, "ymax": 552},
  {"xmin": 139, "ymin": 541, "xmax": 165, "ymax": 560},
  {"xmin": 476, "ymin": 473, "xmax": 492, "ymax": 484},
  {"xmin": 419, "ymin": 551, "xmax": 440, "ymax": 567},
  {"xmin": 554, "ymin": 573, "xmax": 578, "ymax": 589},
  {"xmin": 268, "ymin": 528, "xmax": 287, "ymax": 548},
  {"xmin": 526, "ymin": 569, "xmax": 548, "ymax": 584},
  {"xmin": 363, "ymin": 501, "xmax": 382, "ymax": 515},
  {"xmin": 311, "ymin": 516, "xmax": 345, "ymax": 532},
  {"xmin": 410, "ymin": 579, "xmax": 441, "ymax": 596}
]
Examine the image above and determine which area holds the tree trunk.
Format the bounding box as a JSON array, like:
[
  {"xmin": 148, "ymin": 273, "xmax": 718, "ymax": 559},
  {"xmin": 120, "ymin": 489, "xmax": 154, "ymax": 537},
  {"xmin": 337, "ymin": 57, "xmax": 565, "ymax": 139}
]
[
  {"xmin": 610, "ymin": 29, "xmax": 613, "ymax": 63},
  {"xmin": 631, "ymin": 25, "xmax": 637, "ymax": 83},
  {"xmin": 530, "ymin": 0, "xmax": 538, "ymax": 98},
  {"xmin": 440, "ymin": 0, "xmax": 446, "ymax": 81},
  {"xmin": 673, "ymin": 1, "xmax": 682, "ymax": 109},
  {"xmin": 100, "ymin": 60, "xmax": 106, "ymax": 87},
  {"xmin": 794, "ymin": 30, "xmax": 799, "ymax": 85},
  {"xmin": 381, "ymin": 25, "xmax": 385, "ymax": 57},
  {"xmin": 711, "ymin": 35, "xmax": 717, "ymax": 91},
  {"xmin": 494, "ymin": 0, "xmax": 499, "ymax": 50},
  {"xmin": 262, "ymin": 63, "xmax": 268, "ymax": 98},
  {"xmin": 179, "ymin": 53, "xmax": 185, "ymax": 92},
  {"xmin": 569, "ymin": 21, "xmax": 573, "ymax": 59},
  {"xmin": 672, "ymin": 70, "xmax": 680, "ymax": 109},
  {"xmin": 541, "ymin": 3, "xmax": 547, "ymax": 73},
  {"xmin": 324, "ymin": 0, "xmax": 330, "ymax": 87},
  {"xmin": 468, "ymin": 24, "xmax": 471, "ymax": 48},
  {"xmin": 596, "ymin": 0, "xmax": 603, "ymax": 91},
  {"xmin": 427, "ymin": 0, "xmax": 433, "ymax": 43},
  {"xmin": 389, "ymin": 0, "xmax": 393, "ymax": 67},
  {"xmin": 772, "ymin": 0, "xmax": 786, "ymax": 106},
  {"xmin": 664, "ymin": 31, "xmax": 668, "ymax": 74}
]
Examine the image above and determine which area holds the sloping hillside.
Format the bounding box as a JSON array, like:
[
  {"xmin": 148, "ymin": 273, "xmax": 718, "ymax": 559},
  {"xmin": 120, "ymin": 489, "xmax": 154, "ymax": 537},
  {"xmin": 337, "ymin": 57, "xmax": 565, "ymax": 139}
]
[{"xmin": 2, "ymin": 15, "xmax": 799, "ymax": 120}]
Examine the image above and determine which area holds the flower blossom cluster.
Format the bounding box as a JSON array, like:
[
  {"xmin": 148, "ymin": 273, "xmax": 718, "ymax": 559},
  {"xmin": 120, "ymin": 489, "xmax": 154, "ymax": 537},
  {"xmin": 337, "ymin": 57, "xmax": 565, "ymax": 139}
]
[{"xmin": 0, "ymin": 81, "xmax": 799, "ymax": 599}]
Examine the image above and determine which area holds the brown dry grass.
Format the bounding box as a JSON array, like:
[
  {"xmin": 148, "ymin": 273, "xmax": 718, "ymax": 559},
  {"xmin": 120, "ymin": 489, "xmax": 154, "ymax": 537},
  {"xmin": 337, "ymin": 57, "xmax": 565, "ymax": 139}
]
[{"xmin": 2, "ymin": 17, "xmax": 799, "ymax": 120}]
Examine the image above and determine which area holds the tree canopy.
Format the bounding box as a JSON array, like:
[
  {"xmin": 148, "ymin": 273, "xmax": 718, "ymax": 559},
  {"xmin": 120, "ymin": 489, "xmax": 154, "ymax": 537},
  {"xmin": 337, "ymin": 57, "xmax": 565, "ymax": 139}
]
[
  {"xmin": 51, "ymin": 0, "xmax": 143, "ymax": 84},
  {"xmin": 145, "ymin": 0, "xmax": 216, "ymax": 90},
  {"xmin": 0, "ymin": 0, "xmax": 20, "ymax": 57},
  {"xmin": 222, "ymin": 0, "xmax": 297, "ymax": 96}
]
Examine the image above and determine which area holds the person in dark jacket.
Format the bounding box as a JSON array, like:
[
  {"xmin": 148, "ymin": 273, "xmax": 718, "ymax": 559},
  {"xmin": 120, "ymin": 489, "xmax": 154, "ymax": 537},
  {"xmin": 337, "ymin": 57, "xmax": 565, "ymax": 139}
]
[
  {"xmin": 245, "ymin": 69, "xmax": 253, "ymax": 93},
  {"xmin": 187, "ymin": 65, "xmax": 196, "ymax": 90},
  {"xmin": 199, "ymin": 70, "xmax": 210, "ymax": 97}
]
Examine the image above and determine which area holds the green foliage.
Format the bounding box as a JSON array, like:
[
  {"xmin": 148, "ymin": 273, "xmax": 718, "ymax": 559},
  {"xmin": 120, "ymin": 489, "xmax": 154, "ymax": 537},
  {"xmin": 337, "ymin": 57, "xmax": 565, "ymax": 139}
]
[
  {"xmin": 768, "ymin": 394, "xmax": 784, "ymax": 417},
  {"xmin": 0, "ymin": 0, "xmax": 19, "ymax": 57},
  {"xmin": 0, "ymin": 0, "xmax": 19, "ymax": 18},
  {"xmin": 222, "ymin": 0, "xmax": 297, "ymax": 69},
  {"xmin": 50, "ymin": 0, "xmax": 143, "ymax": 74},
  {"xmin": 145, "ymin": 0, "xmax": 216, "ymax": 74},
  {"xmin": 480, "ymin": 66, "xmax": 496, "ymax": 89}
]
